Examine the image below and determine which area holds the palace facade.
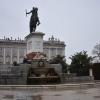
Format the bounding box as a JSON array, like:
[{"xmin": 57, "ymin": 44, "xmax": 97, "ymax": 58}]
[{"xmin": 0, "ymin": 36, "xmax": 66, "ymax": 64}]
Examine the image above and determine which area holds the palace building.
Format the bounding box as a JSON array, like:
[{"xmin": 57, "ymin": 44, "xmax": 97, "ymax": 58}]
[{"xmin": 0, "ymin": 35, "xmax": 66, "ymax": 64}]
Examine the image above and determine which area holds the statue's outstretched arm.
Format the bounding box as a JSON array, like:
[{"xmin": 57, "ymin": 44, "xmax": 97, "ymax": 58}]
[{"xmin": 26, "ymin": 10, "xmax": 32, "ymax": 15}]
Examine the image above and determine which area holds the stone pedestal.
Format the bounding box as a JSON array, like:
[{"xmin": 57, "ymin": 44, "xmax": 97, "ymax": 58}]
[
  {"xmin": 25, "ymin": 32, "xmax": 45, "ymax": 54},
  {"xmin": 89, "ymin": 68, "xmax": 93, "ymax": 77},
  {"xmin": 89, "ymin": 68, "xmax": 94, "ymax": 81}
]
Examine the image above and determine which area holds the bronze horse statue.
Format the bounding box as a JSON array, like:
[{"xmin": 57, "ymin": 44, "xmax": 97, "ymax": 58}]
[{"xmin": 26, "ymin": 7, "xmax": 40, "ymax": 33}]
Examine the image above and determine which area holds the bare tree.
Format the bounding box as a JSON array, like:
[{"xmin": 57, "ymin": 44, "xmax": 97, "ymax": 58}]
[{"xmin": 92, "ymin": 44, "xmax": 100, "ymax": 61}]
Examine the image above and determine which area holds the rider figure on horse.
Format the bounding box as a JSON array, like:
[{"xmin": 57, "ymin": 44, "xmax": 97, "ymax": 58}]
[{"xmin": 26, "ymin": 7, "xmax": 40, "ymax": 33}]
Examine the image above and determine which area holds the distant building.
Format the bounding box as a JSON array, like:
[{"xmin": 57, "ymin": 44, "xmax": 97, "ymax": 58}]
[
  {"xmin": 0, "ymin": 36, "xmax": 66, "ymax": 64},
  {"xmin": 43, "ymin": 36, "xmax": 66, "ymax": 60}
]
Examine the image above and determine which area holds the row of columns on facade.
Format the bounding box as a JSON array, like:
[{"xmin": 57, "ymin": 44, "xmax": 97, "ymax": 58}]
[
  {"xmin": 48, "ymin": 47, "xmax": 65, "ymax": 60},
  {"xmin": 3, "ymin": 48, "xmax": 26, "ymax": 64},
  {"xmin": 2, "ymin": 47, "xmax": 64, "ymax": 64}
]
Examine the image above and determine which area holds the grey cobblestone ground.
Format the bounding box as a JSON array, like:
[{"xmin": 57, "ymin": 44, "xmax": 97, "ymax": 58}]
[{"xmin": 0, "ymin": 82, "xmax": 100, "ymax": 100}]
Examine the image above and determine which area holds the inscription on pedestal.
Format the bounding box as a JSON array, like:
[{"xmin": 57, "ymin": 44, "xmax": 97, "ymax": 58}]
[{"xmin": 25, "ymin": 32, "xmax": 45, "ymax": 54}]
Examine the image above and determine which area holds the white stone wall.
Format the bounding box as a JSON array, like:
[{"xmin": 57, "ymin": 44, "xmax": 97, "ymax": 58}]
[
  {"xmin": 0, "ymin": 37, "xmax": 65, "ymax": 64},
  {"xmin": 27, "ymin": 34, "xmax": 43, "ymax": 54},
  {"xmin": 43, "ymin": 47, "xmax": 65, "ymax": 60},
  {"xmin": 0, "ymin": 48, "xmax": 4, "ymax": 64},
  {"xmin": 0, "ymin": 46, "xmax": 65, "ymax": 64},
  {"xmin": 0, "ymin": 45, "xmax": 26, "ymax": 64}
]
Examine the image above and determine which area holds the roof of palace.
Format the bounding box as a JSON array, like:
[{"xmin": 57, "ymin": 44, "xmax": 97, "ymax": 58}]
[{"xmin": 0, "ymin": 35, "xmax": 66, "ymax": 47}]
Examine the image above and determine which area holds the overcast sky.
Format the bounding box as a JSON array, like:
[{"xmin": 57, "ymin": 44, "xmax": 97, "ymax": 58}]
[{"xmin": 0, "ymin": 0, "xmax": 100, "ymax": 63}]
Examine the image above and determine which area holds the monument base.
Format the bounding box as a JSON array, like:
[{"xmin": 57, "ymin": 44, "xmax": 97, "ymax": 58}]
[
  {"xmin": 25, "ymin": 32, "xmax": 45, "ymax": 54},
  {"xmin": 26, "ymin": 52, "xmax": 46, "ymax": 60}
]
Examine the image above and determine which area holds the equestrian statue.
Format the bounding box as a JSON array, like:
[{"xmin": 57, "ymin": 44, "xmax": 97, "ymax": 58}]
[{"xmin": 26, "ymin": 7, "xmax": 40, "ymax": 33}]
